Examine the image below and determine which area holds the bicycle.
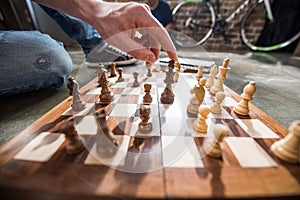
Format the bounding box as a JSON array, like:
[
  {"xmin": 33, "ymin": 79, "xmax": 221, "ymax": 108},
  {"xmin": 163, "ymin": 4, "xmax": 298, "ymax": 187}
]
[{"xmin": 171, "ymin": 0, "xmax": 300, "ymax": 51}]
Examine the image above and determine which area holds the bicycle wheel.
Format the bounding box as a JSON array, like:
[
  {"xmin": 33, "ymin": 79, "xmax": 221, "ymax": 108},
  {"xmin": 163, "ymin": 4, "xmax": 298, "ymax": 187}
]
[
  {"xmin": 240, "ymin": 0, "xmax": 300, "ymax": 51},
  {"xmin": 172, "ymin": 0, "xmax": 216, "ymax": 47}
]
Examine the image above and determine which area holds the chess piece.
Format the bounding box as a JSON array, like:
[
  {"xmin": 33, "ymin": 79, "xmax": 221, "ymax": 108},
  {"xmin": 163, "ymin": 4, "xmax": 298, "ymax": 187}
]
[
  {"xmin": 202, "ymin": 124, "xmax": 229, "ymax": 158},
  {"xmin": 233, "ymin": 81, "xmax": 256, "ymax": 116},
  {"xmin": 173, "ymin": 61, "xmax": 181, "ymax": 82},
  {"xmin": 95, "ymin": 109, "xmax": 119, "ymax": 146},
  {"xmin": 143, "ymin": 84, "xmax": 152, "ymax": 105},
  {"xmin": 99, "ymin": 81, "xmax": 114, "ymax": 104},
  {"xmin": 109, "ymin": 62, "xmax": 117, "ymax": 77},
  {"xmin": 67, "ymin": 77, "xmax": 86, "ymax": 112},
  {"xmin": 160, "ymin": 60, "xmax": 175, "ymax": 104},
  {"xmin": 210, "ymin": 58, "xmax": 230, "ymax": 94},
  {"xmin": 205, "ymin": 65, "xmax": 217, "ymax": 90},
  {"xmin": 187, "ymin": 78, "xmax": 206, "ymax": 115},
  {"xmin": 211, "ymin": 91, "xmax": 225, "ymax": 114},
  {"xmin": 196, "ymin": 65, "xmax": 204, "ymax": 81},
  {"xmin": 96, "ymin": 63, "xmax": 108, "ymax": 87},
  {"xmin": 60, "ymin": 121, "xmax": 85, "ymax": 154},
  {"xmin": 138, "ymin": 105, "xmax": 153, "ymax": 133},
  {"xmin": 193, "ymin": 105, "xmax": 211, "ymax": 134},
  {"xmin": 146, "ymin": 62, "xmax": 152, "ymax": 77},
  {"xmin": 117, "ymin": 67, "xmax": 124, "ymax": 82},
  {"xmin": 271, "ymin": 121, "xmax": 300, "ymax": 164},
  {"xmin": 132, "ymin": 72, "xmax": 140, "ymax": 87}
]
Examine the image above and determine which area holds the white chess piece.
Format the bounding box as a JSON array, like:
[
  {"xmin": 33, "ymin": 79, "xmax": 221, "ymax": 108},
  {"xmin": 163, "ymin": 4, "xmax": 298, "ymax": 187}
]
[
  {"xmin": 71, "ymin": 79, "xmax": 86, "ymax": 112},
  {"xmin": 205, "ymin": 65, "xmax": 217, "ymax": 89},
  {"xmin": 202, "ymin": 124, "xmax": 229, "ymax": 158},
  {"xmin": 211, "ymin": 91, "xmax": 225, "ymax": 114},
  {"xmin": 187, "ymin": 78, "xmax": 206, "ymax": 115},
  {"xmin": 233, "ymin": 81, "xmax": 256, "ymax": 116},
  {"xmin": 210, "ymin": 58, "xmax": 230, "ymax": 94},
  {"xmin": 193, "ymin": 105, "xmax": 211, "ymax": 134},
  {"xmin": 271, "ymin": 121, "xmax": 300, "ymax": 164},
  {"xmin": 196, "ymin": 65, "xmax": 204, "ymax": 81}
]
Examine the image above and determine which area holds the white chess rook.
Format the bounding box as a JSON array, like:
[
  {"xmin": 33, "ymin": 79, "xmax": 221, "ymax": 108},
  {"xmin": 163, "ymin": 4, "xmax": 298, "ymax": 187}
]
[{"xmin": 271, "ymin": 121, "xmax": 300, "ymax": 164}]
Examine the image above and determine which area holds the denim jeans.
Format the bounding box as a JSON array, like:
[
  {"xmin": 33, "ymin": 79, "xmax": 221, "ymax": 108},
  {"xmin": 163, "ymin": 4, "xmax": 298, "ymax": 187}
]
[
  {"xmin": 39, "ymin": 5, "xmax": 104, "ymax": 55},
  {"xmin": 0, "ymin": 31, "xmax": 72, "ymax": 96}
]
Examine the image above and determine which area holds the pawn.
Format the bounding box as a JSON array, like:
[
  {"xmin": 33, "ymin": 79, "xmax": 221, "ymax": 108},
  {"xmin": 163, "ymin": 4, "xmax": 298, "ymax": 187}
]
[
  {"xmin": 193, "ymin": 105, "xmax": 211, "ymax": 134},
  {"xmin": 211, "ymin": 91, "xmax": 225, "ymax": 114},
  {"xmin": 146, "ymin": 62, "xmax": 152, "ymax": 77},
  {"xmin": 233, "ymin": 81, "xmax": 256, "ymax": 116},
  {"xmin": 109, "ymin": 63, "xmax": 117, "ymax": 77},
  {"xmin": 132, "ymin": 72, "xmax": 140, "ymax": 87},
  {"xmin": 117, "ymin": 67, "xmax": 124, "ymax": 82},
  {"xmin": 138, "ymin": 105, "xmax": 153, "ymax": 133},
  {"xmin": 60, "ymin": 121, "xmax": 85, "ymax": 155},
  {"xmin": 205, "ymin": 65, "xmax": 217, "ymax": 90},
  {"xmin": 99, "ymin": 81, "xmax": 114, "ymax": 104},
  {"xmin": 143, "ymin": 84, "xmax": 152, "ymax": 104},
  {"xmin": 196, "ymin": 65, "xmax": 204, "ymax": 81},
  {"xmin": 271, "ymin": 121, "xmax": 300, "ymax": 164},
  {"xmin": 202, "ymin": 124, "xmax": 229, "ymax": 158}
]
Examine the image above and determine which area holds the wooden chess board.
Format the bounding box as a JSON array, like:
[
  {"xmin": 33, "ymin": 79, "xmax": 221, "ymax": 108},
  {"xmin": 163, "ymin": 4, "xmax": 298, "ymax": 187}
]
[{"xmin": 0, "ymin": 71, "xmax": 299, "ymax": 199}]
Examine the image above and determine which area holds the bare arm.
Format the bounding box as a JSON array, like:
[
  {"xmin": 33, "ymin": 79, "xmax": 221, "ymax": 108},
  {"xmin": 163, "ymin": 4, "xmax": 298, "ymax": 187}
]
[{"xmin": 34, "ymin": 0, "xmax": 178, "ymax": 63}]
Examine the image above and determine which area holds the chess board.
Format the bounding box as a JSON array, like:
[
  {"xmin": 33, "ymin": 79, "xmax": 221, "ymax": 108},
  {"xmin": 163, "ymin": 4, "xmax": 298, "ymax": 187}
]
[{"xmin": 0, "ymin": 70, "xmax": 299, "ymax": 199}]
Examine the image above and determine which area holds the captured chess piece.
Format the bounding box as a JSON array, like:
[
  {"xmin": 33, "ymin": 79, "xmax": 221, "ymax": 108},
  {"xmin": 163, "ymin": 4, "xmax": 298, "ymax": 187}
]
[
  {"xmin": 138, "ymin": 105, "xmax": 153, "ymax": 133},
  {"xmin": 96, "ymin": 63, "xmax": 108, "ymax": 87},
  {"xmin": 205, "ymin": 65, "xmax": 217, "ymax": 90},
  {"xmin": 187, "ymin": 78, "xmax": 206, "ymax": 115},
  {"xmin": 210, "ymin": 58, "xmax": 230, "ymax": 94},
  {"xmin": 143, "ymin": 84, "xmax": 152, "ymax": 105},
  {"xmin": 109, "ymin": 62, "xmax": 117, "ymax": 77},
  {"xmin": 196, "ymin": 65, "xmax": 204, "ymax": 81},
  {"xmin": 202, "ymin": 124, "xmax": 229, "ymax": 158},
  {"xmin": 160, "ymin": 60, "xmax": 175, "ymax": 104},
  {"xmin": 60, "ymin": 121, "xmax": 85, "ymax": 154},
  {"xmin": 132, "ymin": 72, "xmax": 140, "ymax": 87},
  {"xmin": 99, "ymin": 80, "xmax": 114, "ymax": 104},
  {"xmin": 271, "ymin": 121, "xmax": 300, "ymax": 164},
  {"xmin": 233, "ymin": 81, "xmax": 256, "ymax": 116},
  {"xmin": 67, "ymin": 77, "xmax": 86, "ymax": 112},
  {"xmin": 117, "ymin": 67, "xmax": 124, "ymax": 82},
  {"xmin": 211, "ymin": 91, "xmax": 225, "ymax": 114},
  {"xmin": 193, "ymin": 105, "xmax": 211, "ymax": 134}
]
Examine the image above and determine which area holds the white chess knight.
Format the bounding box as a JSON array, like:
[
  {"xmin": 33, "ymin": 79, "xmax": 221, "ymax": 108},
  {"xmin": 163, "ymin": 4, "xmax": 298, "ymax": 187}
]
[
  {"xmin": 271, "ymin": 120, "xmax": 300, "ymax": 164},
  {"xmin": 71, "ymin": 79, "xmax": 86, "ymax": 112},
  {"xmin": 187, "ymin": 78, "xmax": 206, "ymax": 115},
  {"xmin": 202, "ymin": 124, "xmax": 229, "ymax": 158}
]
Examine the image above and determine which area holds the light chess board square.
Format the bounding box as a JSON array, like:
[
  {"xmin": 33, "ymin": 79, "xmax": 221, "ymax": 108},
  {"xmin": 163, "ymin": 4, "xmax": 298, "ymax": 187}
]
[
  {"xmin": 14, "ymin": 132, "xmax": 65, "ymax": 162},
  {"xmin": 62, "ymin": 103, "xmax": 95, "ymax": 116}
]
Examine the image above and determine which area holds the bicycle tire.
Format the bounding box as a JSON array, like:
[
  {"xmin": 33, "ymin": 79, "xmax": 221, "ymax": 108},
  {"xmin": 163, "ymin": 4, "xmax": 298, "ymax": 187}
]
[
  {"xmin": 240, "ymin": 0, "xmax": 300, "ymax": 51},
  {"xmin": 172, "ymin": 0, "xmax": 216, "ymax": 48}
]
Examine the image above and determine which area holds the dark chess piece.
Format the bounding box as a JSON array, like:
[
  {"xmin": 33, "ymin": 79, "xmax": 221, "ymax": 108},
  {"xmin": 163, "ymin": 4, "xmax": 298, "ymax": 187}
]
[
  {"xmin": 109, "ymin": 63, "xmax": 117, "ymax": 77},
  {"xmin": 138, "ymin": 105, "xmax": 152, "ymax": 133},
  {"xmin": 132, "ymin": 72, "xmax": 140, "ymax": 87},
  {"xmin": 96, "ymin": 63, "xmax": 108, "ymax": 87},
  {"xmin": 60, "ymin": 121, "xmax": 85, "ymax": 154},
  {"xmin": 143, "ymin": 84, "xmax": 152, "ymax": 105},
  {"xmin": 160, "ymin": 60, "xmax": 175, "ymax": 104},
  {"xmin": 117, "ymin": 67, "xmax": 124, "ymax": 82},
  {"xmin": 67, "ymin": 77, "xmax": 74, "ymax": 96},
  {"xmin": 146, "ymin": 62, "xmax": 152, "ymax": 77},
  {"xmin": 95, "ymin": 110, "xmax": 119, "ymax": 146},
  {"xmin": 99, "ymin": 81, "xmax": 114, "ymax": 104}
]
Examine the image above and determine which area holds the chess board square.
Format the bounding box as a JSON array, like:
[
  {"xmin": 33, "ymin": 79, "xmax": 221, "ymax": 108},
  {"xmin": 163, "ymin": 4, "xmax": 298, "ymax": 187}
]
[
  {"xmin": 117, "ymin": 94, "xmax": 139, "ymax": 104},
  {"xmin": 162, "ymin": 136, "xmax": 204, "ymax": 168},
  {"xmin": 224, "ymin": 96, "xmax": 238, "ymax": 107},
  {"xmin": 76, "ymin": 115, "xmax": 98, "ymax": 135},
  {"xmin": 122, "ymin": 87, "xmax": 142, "ymax": 95},
  {"xmin": 86, "ymin": 87, "xmax": 101, "ymax": 95},
  {"xmin": 225, "ymin": 137, "xmax": 278, "ymax": 167},
  {"xmin": 14, "ymin": 132, "xmax": 65, "ymax": 162},
  {"xmin": 235, "ymin": 119, "xmax": 279, "ymax": 138},
  {"xmin": 160, "ymin": 117, "xmax": 192, "ymax": 136},
  {"xmin": 111, "ymin": 82, "xmax": 129, "ymax": 88},
  {"xmin": 106, "ymin": 116, "xmax": 134, "ymax": 135},
  {"xmin": 111, "ymin": 87, "xmax": 125, "ymax": 94},
  {"xmin": 110, "ymin": 104, "xmax": 137, "ymax": 117},
  {"xmin": 62, "ymin": 103, "xmax": 95, "ymax": 116},
  {"xmin": 209, "ymin": 107, "xmax": 233, "ymax": 119}
]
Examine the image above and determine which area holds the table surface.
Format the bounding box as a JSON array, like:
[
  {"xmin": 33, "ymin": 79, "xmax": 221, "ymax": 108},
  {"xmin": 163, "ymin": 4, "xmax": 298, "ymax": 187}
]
[{"xmin": 0, "ymin": 71, "xmax": 299, "ymax": 200}]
